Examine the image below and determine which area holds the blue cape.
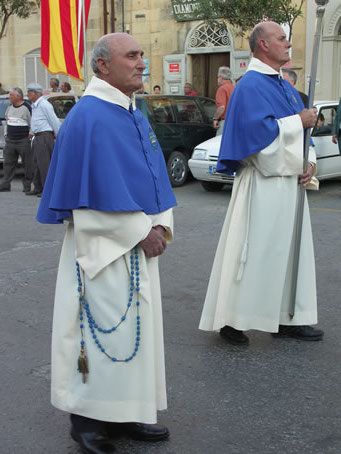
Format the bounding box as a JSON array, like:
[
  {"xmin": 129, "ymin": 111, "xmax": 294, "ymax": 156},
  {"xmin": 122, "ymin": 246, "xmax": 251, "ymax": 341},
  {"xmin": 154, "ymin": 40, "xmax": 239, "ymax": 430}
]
[
  {"xmin": 37, "ymin": 96, "xmax": 176, "ymax": 224},
  {"xmin": 217, "ymin": 71, "xmax": 305, "ymax": 174}
]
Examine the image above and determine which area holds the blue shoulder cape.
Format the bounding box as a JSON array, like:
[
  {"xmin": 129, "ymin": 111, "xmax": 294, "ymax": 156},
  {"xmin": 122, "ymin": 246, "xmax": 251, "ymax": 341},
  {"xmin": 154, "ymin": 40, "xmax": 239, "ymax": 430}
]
[
  {"xmin": 37, "ymin": 96, "xmax": 176, "ymax": 224},
  {"xmin": 217, "ymin": 71, "xmax": 305, "ymax": 174}
]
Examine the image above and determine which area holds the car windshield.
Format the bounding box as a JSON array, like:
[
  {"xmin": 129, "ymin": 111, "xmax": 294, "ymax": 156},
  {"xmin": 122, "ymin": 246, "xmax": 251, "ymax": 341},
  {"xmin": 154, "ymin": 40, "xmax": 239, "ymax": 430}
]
[{"xmin": 0, "ymin": 98, "xmax": 10, "ymax": 120}]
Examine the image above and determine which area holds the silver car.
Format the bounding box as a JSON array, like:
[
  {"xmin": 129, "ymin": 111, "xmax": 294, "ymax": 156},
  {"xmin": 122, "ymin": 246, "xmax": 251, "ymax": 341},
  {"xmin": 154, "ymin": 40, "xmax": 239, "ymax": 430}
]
[{"xmin": 189, "ymin": 101, "xmax": 341, "ymax": 191}]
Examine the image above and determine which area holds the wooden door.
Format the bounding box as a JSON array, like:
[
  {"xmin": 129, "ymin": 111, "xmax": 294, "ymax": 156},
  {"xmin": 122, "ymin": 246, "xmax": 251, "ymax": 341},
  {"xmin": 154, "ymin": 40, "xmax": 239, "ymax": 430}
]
[{"xmin": 191, "ymin": 53, "xmax": 230, "ymax": 99}]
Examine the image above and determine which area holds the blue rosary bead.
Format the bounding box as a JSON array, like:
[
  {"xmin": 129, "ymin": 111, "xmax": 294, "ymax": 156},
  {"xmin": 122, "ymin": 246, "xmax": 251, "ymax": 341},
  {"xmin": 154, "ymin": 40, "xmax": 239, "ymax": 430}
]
[{"xmin": 77, "ymin": 246, "xmax": 142, "ymax": 365}]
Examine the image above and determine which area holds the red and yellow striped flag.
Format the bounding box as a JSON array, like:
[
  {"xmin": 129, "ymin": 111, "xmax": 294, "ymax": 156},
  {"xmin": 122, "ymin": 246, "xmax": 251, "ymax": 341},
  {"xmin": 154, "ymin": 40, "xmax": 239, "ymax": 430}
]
[{"xmin": 41, "ymin": 0, "xmax": 91, "ymax": 80}]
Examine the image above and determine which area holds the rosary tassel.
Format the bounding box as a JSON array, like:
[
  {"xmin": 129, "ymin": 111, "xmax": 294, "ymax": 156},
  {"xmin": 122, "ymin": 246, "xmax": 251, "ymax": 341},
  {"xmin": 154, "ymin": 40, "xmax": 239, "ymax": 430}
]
[{"xmin": 77, "ymin": 346, "xmax": 89, "ymax": 383}]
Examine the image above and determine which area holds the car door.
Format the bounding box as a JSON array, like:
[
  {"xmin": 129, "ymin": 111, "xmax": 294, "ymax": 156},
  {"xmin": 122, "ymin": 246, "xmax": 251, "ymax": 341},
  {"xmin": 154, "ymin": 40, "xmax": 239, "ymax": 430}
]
[
  {"xmin": 312, "ymin": 104, "xmax": 341, "ymax": 180},
  {"xmin": 145, "ymin": 97, "xmax": 180, "ymax": 162},
  {"xmin": 197, "ymin": 97, "xmax": 217, "ymax": 127},
  {"xmin": 172, "ymin": 97, "xmax": 215, "ymax": 156},
  {"xmin": 47, "ymin": 95, "xmax": 77, "ymax": 121}
]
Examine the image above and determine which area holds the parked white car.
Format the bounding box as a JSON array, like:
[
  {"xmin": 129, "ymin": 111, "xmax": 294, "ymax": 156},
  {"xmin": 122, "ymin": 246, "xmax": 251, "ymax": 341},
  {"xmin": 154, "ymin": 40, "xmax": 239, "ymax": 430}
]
[{"xmin": 189, "ymin": 101, "xmax": 341, "ymax": 191}]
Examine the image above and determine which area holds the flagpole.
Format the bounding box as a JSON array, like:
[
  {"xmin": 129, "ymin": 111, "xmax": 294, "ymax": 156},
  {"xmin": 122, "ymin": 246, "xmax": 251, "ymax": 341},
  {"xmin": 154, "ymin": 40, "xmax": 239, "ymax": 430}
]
[
  {"xmin": 288, "ymin": 0, "xmax": 329, "ymax": 318},
  {"xmin": 81, "ymin": 0, "xmax": 89, "ymax": 88}
]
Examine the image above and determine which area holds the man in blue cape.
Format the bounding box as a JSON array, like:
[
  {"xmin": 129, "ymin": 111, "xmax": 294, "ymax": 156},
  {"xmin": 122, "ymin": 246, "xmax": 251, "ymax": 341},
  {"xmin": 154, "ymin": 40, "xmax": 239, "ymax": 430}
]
[
  {"xmin": 37, "ymin": 33, "xmax": 176, "ymax": 454},
  {"xmin": 199, "ymin": 21, "xmax": 324, "ymax": 345}
]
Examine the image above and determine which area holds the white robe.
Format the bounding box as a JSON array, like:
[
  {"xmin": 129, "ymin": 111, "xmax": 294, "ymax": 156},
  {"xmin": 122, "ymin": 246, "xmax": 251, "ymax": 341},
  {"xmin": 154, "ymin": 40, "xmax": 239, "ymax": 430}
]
[
  {"xmin": 51, "ymin": 208, "xmax": 173, "ymax": 424},
  {"xmin": 199, "ymin": 66, "xmax": 319, "ymax": 333}
]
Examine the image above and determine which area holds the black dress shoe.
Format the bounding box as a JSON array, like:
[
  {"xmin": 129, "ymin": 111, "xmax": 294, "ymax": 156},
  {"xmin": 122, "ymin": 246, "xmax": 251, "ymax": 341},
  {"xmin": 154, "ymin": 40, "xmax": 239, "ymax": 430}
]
[
  {"xmin": 219, "ymin": 325, "xmax": 249, "ymax": 345},
  {"xmin": 25, "ymin": 190, "xmax": 42, "ymax": 196},
  {"xmin": 0, "ymin": 186, "xmax": 10, "ymax": 192},
  {"xmin": 272, "ymin": 325, "xmax": 324, "ymax": 341},
  {"xmin": 71, "ymin": 428, "xmax": 116, "ymax": 453},
  {"xmin": 108, "ymin": 422, "xmax": 170, "ymax": 442}
]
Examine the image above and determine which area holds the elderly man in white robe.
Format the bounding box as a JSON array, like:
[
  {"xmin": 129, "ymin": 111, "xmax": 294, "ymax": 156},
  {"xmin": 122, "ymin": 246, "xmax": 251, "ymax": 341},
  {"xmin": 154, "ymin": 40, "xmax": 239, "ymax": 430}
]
[
  {"xmin": 199, "ymin": 22, "xmax": 324, "ymax": 345},
  {"xmin": 37, "ymin": 33, "xmax": 176, "ymax": 454}
]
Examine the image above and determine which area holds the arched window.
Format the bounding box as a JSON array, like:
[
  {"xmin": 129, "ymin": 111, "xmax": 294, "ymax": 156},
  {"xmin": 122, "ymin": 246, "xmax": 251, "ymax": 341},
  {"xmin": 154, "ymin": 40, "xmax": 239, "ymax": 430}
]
[
  {"xmin": 24, "ymin": 48, "xmax": 70, "ymax": 90},
  {"xmin": 185, "ymin": 22, "xmax": 233, "ymax": 54}
]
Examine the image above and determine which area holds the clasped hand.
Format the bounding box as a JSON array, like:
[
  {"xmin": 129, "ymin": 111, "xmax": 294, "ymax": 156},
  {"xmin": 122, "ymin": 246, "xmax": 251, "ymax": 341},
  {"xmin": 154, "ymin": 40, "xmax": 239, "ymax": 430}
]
[
  {"xmin": 139, "ymin": 226, "xmax": 167, "ymax": 258},
  {"xmin": 299, "ymin": 108, "xmax": 317, "ymax": 129},
  {"xmin": 299, "ymin": 163, "xmax": 315, "ymax": 186}
]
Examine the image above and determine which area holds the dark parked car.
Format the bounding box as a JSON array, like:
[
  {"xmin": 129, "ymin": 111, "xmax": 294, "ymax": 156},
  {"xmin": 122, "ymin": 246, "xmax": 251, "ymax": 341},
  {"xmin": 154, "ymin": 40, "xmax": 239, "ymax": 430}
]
[{"xmin": 136, "ymin": 95, "xmax": 216, "ymax": 186}]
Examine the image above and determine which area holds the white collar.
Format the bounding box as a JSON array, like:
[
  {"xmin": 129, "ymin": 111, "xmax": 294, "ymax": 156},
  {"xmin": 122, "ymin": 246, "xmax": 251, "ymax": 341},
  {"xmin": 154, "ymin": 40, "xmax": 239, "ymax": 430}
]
[
  {"xmin": 83, "ymin": 76, "xmax": 136, "ymax": 110},
  {"xmin": 33, "ymin": 96, "xmax": 44, "ymax": 108},
  {"xmin": 246, "ymin": 57, "xmax": 283, "ymax": 77}
]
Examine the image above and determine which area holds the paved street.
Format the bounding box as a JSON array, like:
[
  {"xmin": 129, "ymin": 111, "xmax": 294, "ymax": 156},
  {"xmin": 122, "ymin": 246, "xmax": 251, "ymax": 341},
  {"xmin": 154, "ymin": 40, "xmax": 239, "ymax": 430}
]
[{"xmin": 1, "ymin": 177, "xmax": 341, "ymax": 454}]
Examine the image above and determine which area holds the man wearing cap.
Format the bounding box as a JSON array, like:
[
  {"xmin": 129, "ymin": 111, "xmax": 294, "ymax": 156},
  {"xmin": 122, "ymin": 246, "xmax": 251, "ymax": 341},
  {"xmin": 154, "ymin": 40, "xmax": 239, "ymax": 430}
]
[{"xmin": 26, "ymin": 83, "xmax": 60, "ymax": 197}]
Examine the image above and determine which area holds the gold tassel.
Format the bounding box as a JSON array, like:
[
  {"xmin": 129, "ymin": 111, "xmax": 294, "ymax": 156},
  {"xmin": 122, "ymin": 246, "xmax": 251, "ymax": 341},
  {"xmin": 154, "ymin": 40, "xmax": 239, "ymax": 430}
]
[{"xmin": 77, "ymin": 347, "xmax": 89, "ymax": 383}]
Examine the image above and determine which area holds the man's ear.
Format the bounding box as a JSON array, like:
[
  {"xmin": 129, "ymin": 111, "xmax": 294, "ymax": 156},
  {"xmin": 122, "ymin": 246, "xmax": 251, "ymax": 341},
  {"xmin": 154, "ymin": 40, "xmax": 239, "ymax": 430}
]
[
  {"xmin": 96, "ymin": 58, "xmax": 110, "ymax": 75},
  {"xmin": 259, "ymin": 39, "xmax": 269, "ymax": 53}
]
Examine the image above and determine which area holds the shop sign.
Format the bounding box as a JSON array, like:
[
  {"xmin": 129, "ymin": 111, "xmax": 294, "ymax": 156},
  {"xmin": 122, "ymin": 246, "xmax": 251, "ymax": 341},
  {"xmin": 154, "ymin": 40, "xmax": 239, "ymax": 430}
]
[
  {"xmin": 169, "ymin": 63, "xmax": 180, "ymax": 73},
  {"xmin": 171, "ymin": 0, "xmax": 204, "ymax": 22}
]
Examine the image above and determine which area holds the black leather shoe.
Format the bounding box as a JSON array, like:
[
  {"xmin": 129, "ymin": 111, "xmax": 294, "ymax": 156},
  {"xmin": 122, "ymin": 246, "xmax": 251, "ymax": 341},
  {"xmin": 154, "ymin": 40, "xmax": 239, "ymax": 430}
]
[
  {"xmin": 108, "ymin": 422, "xmax": 170, "ymax": 442},
  {"xmin": 71, "ymin": 428, "xmax": 116, "ymax": 453},
  {"xmin": 0, "ymin": 186, "xmax": 10, "ymax": 192},
  {"xmin": 219, "ymin": 325, "xmax": 249, "ymax": 345},
  {"xmin": 25, "ymin": 190, "xmax": 42, "ymax": 196},
  {"xmin": 272, "ymin": 325, "xmax": 324, "ymax": 341}
]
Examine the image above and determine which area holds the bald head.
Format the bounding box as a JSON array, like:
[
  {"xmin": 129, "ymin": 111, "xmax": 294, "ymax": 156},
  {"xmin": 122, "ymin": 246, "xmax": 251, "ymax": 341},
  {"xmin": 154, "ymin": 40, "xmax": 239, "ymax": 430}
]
[
  {"xmin": 91, "ymin": 33, "xmax": 146, "ymax": 96},
  {"xmin": 91, "ymin": 33, "xmax": 139, "ymax": 74},
  {"xmin": 249, "ymin": 21, "xmax": 280, "ymax": 53},
  {"xmin": 248, "ymin": 21, "xmax": 291, "ymax": 71}
]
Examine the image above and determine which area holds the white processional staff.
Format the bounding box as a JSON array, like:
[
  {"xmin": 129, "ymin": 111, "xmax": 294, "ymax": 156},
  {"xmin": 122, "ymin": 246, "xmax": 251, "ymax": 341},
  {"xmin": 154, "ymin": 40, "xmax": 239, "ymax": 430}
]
[{"xmin": 289, "ymin": 0, "xmax": 329, "ymax": 318}]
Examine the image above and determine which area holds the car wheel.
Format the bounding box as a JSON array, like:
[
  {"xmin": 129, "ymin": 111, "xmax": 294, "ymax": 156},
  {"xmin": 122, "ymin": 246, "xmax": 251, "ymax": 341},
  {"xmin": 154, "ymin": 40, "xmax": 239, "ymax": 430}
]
[
  {"xmin": 167, "ymin": 151, "xmax": 189, "ymax": 187},
  {"xmin": 201, "ymin": 181, "xmax": 224, "ymax": 192}
]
